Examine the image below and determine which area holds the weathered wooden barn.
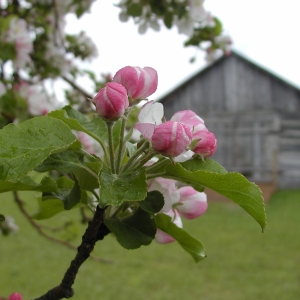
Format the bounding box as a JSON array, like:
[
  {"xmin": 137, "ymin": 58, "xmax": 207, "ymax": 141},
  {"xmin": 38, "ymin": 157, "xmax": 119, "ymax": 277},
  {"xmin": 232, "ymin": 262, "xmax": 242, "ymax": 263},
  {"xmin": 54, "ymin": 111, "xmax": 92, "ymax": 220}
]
[{"xmin": 159, "ymin": 51, "xmax": 300, "ymax": 188}]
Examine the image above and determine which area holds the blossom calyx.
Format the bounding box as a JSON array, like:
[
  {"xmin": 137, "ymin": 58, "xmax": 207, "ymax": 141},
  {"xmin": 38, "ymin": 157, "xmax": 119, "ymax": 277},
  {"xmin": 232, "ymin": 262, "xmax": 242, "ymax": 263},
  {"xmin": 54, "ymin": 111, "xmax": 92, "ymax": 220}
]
[
  {"xmin": 113, "ymin": 66, "xmax": 158, "ymax": 101},
  {"xmin": 93, "ymin": 82, "xmax": 129, "ymax": 120}
]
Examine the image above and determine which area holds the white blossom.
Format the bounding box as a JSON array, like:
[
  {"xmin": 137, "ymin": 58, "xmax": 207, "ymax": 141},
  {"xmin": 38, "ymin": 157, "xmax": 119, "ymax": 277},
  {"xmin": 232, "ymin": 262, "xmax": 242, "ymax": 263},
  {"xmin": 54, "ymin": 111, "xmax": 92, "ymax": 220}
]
[{"xmin": 6, "ymin": 18, "xmax": 33, "ymax": 69}]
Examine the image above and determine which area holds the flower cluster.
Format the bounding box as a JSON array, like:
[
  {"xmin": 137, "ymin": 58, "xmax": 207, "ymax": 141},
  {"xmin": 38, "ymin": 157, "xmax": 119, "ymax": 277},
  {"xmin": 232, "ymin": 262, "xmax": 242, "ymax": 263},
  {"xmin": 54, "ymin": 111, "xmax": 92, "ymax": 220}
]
[
  {"xmin": 3, "ymin": 17, "xmax": 33, "ymax": 69},
  {"xmin": 93, "ymin": 66, "xmax": 158, "ymax": 120},
  {"xmin": 14, "ymin": 81, "xmax": 59, "ymax": 116},
  {"xmin": 148, "ymin": 178, "xmax": 207, "ymax": 243},
  {"xmin": 117, "ymin": 0, "xmax": 214, "ymax": 36},
  {"xmin": 92, "ymin": 65, "xmax": 216, "ymax": 244},
  {"xmin": 135, "ymin": 101, "xmax": 217, "ymax": 159}
]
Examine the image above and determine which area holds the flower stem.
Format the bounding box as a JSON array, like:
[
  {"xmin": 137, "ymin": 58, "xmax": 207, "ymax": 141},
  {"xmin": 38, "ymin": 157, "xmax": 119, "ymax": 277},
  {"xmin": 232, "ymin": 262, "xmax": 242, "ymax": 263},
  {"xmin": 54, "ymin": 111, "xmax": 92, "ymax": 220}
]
[
  {"xmin": 115, "ymin": 114, "xmax": 128, "ymax": 174},
  {"xmin": 145, "ymin": 158, "xmax": 170, "ymax": 175},
  {"xmin": 131, "ymin": 150, "xmax": 157, "ymax": 171},
  {"xmin": 107, "ymin": 122, "xmax": 116, "ymax": 173},
  {"xmin": 120, "ymin": 140, "xmax": 150, "ymax": 173}
]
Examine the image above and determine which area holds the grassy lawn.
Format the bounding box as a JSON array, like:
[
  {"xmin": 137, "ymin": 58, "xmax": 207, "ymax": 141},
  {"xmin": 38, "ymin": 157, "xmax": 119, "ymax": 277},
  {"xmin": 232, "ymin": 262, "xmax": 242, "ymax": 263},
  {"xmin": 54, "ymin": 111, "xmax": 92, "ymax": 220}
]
[{"xmin": 1, "ymin": 189, "xmax": 300, "ymax": 299}]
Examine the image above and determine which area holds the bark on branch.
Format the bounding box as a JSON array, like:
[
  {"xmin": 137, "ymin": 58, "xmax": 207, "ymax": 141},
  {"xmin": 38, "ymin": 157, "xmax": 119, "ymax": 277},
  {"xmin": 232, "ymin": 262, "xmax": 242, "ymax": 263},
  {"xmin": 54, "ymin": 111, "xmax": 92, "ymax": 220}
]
[{"xmin": 34, "ymin": 205, "xmax": 110, "ymax": 300}]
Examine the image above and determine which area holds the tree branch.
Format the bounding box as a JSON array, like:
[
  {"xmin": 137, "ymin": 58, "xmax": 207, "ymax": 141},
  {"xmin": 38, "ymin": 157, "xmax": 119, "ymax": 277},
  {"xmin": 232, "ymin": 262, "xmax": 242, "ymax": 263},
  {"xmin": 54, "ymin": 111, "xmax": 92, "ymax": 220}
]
[
  {"xmin": 33, "ymin": 205, "xmax": 110, "ymax": 299},
  {"xmin": 62, "ymin": 75, "xmax": 93, "ymax": 99},
  {"xmin": 13, "ymin": 192, "xmax": 110, "ymax": 263}
]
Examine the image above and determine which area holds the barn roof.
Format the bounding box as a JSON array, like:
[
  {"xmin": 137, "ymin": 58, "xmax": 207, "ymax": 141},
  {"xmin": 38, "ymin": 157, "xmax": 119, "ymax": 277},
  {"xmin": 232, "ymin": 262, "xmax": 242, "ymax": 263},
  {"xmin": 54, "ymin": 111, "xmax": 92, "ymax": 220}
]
[{"xmin": 159, "ymin": 50, "xmax": 300, "ymax": 103}]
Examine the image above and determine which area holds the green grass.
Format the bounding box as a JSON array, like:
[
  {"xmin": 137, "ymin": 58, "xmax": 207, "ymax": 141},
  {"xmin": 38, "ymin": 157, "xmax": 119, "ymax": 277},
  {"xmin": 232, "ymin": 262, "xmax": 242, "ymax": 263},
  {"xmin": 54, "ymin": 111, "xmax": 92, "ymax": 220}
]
[{"xmin": 1, "ymin": 189, "xmax": 300, "ymax": 299}]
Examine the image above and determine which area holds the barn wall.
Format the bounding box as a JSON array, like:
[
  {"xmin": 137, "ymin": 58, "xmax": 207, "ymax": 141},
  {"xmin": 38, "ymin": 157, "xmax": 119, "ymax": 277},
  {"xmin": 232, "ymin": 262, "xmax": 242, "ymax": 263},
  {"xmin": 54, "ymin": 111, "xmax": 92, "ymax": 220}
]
[{"xmin": 159, "ymin": 52, "xmax": 300, "ymax": 188}]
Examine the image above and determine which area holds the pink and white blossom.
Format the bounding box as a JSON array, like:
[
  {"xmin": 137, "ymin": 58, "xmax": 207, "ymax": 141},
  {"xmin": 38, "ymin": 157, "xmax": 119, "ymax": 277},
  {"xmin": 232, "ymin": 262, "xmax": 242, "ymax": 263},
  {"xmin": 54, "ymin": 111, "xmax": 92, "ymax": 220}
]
[
  {"xmin": 8, "ymin": 292, "xmax": 22, "ymax": 300},
  {"xmin": 174, "ymin": 0, "xmax": 215, "ymax": 36},
  {"xmin": 155, "ymin": 210, "xmax": 183, "ymax": 244},
  {"xmin": 15, "ymin": 82, "xmax": 58, "ymax": 115},
  {"xmin": 151, "ymin": 121, "xmax": 192, "ymax": 157},
  {"xmin": 176, "ymin": 186, "xmax": 207, "ymax": 219},
  {"xmin": 171, "ymin": 109, "xmax": 217, "ymax": 158},
  {"xmin": 113, "ymin": 66, "xmax": 158, "ymax": 101},
  {"xmin": 136, "ymin": 104, "xmax": 193, "ymax": 157},
  {"xmin": 148, "ymin": 178, "xmax": 179, "ymax": 213},
  {"xmin": 174, "ymin": 150, "xmax": 195, "ymax": 163},
  {"xmin": 171, "ymin": 110, "xmax": 207, "ymax": 133},
  {"xmin": 6, "ymin": 18, "xmax": 33, "ymax": 69},
  {"xmin": 93, "ymin": 82, "xmax": 129, "ymax": 120},
  {"xmin": 77, "ymin": 132, "xmax": 96, "ymax": 154},
  {"xmin": 193, "ymin": 130, "xmax": 217, "ymax": 158},
  {"xmin": 135, "ymin": 100, "xmax": 163, "ymax": 140}
]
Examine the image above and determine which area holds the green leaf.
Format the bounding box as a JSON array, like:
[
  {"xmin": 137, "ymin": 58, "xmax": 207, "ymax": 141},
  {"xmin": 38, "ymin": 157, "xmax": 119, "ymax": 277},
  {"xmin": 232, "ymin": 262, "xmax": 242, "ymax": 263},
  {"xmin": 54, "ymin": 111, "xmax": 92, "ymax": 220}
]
[
  {"xmin": 0, "ymin": 175, "xmax": 57, "ymax": 194},
  {"xmin": 64, "ymin": 177, "xmax": 81, "ymax": 210},
  {"xmin": 0, "ymin": 116, "xmax": 77, "ymax": 180},
  {"xmin": 155, "ymin": 213, "xmax": 206, "ymax": 263},
  {"xmin": 48, "ymin": 106, "xmax": 107, "ymax": 145},
  {"xmin": 99, "ymin": 166, "xmax": 148, "ymax": 207},
  {"xmin": 104, "ymin": 208, "xmax": 156, "ymax": 249},
  {"xmin": 35, "ymin": 150, "xmax": 85, "ymax": 173},
  {"xmin": 0, "ymin": 214, "xmax": 5, "ymax": 221},
  {"xmin": 42, "ymin": 176, "xmax": 88, "ymax": 211},
  {"xmin": 31, "ymin": 198, "xmax": 65, "ymax": 220},
  {"xmin": 73, "ymin": 161, "xmax": 102, "ymax": 191},
  {"xmin": 127, "ymin": 3, "xmax": 143, "ymax": 17},
  {"xmin": 139, "ymin": 191, "xmax": 164, "ymax": 214},
  {"xmin": 181, "ymin": 158, "xmax": 227, "ymax": 174},
  {"xmin": 163, "ymin": 11, "xmax": 173, "ymax": 28},
  {"xmin": 163, "ymin": 161, "xmax": 267, "ymax": 231}
]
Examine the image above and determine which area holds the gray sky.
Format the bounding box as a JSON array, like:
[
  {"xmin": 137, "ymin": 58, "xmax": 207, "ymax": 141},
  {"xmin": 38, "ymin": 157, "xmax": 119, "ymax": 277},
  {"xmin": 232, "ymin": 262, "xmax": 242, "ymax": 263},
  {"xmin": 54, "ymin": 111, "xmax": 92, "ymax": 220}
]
[{"xmin": 66, "ymin": 0, "xmax": 300, "ymax": 99}]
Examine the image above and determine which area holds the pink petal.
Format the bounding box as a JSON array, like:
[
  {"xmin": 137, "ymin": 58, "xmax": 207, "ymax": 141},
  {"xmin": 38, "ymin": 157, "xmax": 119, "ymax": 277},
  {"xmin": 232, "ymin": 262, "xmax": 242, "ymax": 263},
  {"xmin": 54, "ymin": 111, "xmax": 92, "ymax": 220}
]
[{"xmin": 135, "ymin": 123, "xmax": 155, "ymax": 140}]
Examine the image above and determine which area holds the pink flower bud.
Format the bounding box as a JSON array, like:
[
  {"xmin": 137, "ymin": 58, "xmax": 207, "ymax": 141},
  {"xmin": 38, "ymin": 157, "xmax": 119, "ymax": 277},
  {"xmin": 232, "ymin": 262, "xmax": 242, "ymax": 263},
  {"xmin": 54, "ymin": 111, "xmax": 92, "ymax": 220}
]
[
  {"xmin": 113, "ymin": 66, "xmax": 158, "ymax": 100},
  {"xmin": 176, "ymin": 186, "xmax": 207, "ymax": 219},
  {"xmin": 93, "ymin": 82, "xmax": 129, "ymax": 120},
  {"xmin": 151, "ymin": 121, "xmax": 192, "ymax": 157},
  {"xmin": 155, "ymin": 210, "xmax": 182, "ymax": 244},
  {"xmin": 171, "ymin": 110, "xmax": 206, "ymax": 133},
  {"xmin": 8, "ymin": 293, "xmax": 22, "ymax": 300},
  {"xmin": 193, "ymin": 130, "xmax": 217, "ymax": 158}
]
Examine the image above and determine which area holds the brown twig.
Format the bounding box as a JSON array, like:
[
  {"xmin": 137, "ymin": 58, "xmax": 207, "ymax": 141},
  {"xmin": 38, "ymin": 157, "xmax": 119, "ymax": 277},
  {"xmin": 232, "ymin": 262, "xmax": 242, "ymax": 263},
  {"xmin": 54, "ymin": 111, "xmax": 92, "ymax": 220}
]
[
  {"xmin": 62, "ymin": 75, "xmax": 93, "ymax": 99},
  {"xmin": 13, "ymin": 192, "xmax": 111, "ymax": 263},
  {"xmin": 33, "ymin": 205, "xmax": 110, "ymax": 299}
]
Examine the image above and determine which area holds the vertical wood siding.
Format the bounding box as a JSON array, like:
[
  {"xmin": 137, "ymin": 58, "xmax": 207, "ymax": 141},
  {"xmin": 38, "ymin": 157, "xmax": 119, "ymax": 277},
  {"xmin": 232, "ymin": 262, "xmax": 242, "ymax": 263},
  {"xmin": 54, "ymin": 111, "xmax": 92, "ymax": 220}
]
[{"xmin": 159, "ymin": 52, "xmax": 300, "ymax": 187}]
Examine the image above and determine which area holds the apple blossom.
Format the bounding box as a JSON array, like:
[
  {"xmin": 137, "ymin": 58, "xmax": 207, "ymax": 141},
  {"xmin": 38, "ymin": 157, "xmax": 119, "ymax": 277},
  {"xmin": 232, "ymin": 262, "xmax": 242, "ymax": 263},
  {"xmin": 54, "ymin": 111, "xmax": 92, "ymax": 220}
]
[
  {"xmin": 15, "ymin": 82, "xmax": 58, "ymax": 115},
  {"xmin": 113, "ymin": 66, "xmax": 158, "ymax": 101},
  {"xmin": 193, "ymin": 130, "xmax": 217, "ymax": 158},
  {"xmin": 174, "ymin": 0, "xmax": 215, "ymax": 36},
  {"xmin": 8, "ymin": 292, "xmax": 22, "ymax": 300},
  {"xmin": 155, "ymin": 210, "xmax": 183, "ymax": 244},
  {"xmin": 151, "ymin": 121, "xmax": 192, "ymax": 157},
  {"xmin": 176, "ymin": 186, "xmax": 207, "ymax": 219},
  {"xmin": 171, "ymin": 110, "xmax": 207, "ymax": 133},
  {"xmin": 135, "ymin": 100, "xmax": 163, "ymax": 140},
  {"xmin": 77, "ymin": 131, "xmax": 96, "ymax": 154},
  {"xmin": 148, "ymin": 178, "xmax": 179, "ymax": 213},
  {"xmin": 6, "ymin": 18, "xmax": 33, "ymax": 69},
  {"xmin": 93, "ymin": 82, "xmax": 129, "ymax": 120},
  {"xmin": 135, "ymin": 103, "xmax": 193, "ymax": 157}
]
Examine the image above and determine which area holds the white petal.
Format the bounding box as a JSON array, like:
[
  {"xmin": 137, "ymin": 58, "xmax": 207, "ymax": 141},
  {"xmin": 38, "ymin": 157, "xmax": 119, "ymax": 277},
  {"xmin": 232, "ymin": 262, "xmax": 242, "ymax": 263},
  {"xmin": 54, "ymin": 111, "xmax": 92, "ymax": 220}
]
[{"xmin": 138, "ymin": 100, "xmax": 164, "ymax": 125}]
